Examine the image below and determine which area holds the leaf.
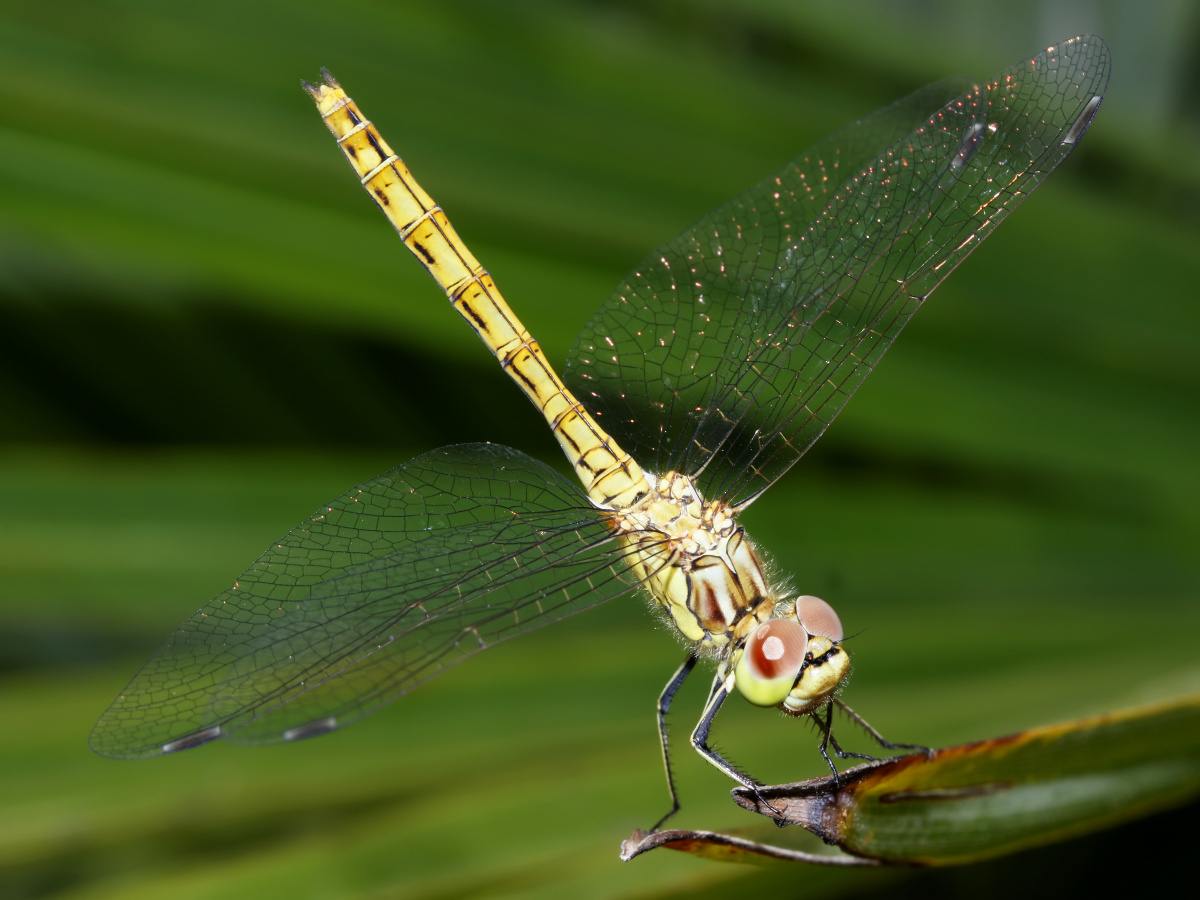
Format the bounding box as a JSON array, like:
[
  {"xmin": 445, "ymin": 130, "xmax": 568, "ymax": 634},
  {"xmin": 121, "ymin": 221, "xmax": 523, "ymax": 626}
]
[{"xmin": 624, "ymin": 693, "xmax": 1200, "ymax": 865}]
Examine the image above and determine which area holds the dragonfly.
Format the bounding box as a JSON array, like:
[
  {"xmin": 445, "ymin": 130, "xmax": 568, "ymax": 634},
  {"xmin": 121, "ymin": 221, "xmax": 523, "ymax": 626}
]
[{"xmin": 91, "ymin": 36, "xmax": 1110, "ymax": 830}]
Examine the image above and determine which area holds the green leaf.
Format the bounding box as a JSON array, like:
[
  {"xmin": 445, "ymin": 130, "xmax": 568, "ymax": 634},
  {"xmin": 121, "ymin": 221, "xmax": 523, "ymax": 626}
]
[{"xmin": 624, "ymin": 694, "xmax": 1200, "ymax": 866}]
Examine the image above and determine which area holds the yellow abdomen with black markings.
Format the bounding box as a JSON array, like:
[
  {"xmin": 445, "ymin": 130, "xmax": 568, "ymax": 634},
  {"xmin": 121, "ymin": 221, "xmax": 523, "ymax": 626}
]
[{"xmin": 305, "ymin": 74, "xmax": 649, "ymax": 511}]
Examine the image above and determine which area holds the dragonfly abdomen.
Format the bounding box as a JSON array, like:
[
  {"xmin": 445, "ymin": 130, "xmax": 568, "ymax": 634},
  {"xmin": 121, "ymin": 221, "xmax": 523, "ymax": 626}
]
[{"xmin": 304, "ymin": 73, "xmax": 650, "ymax": 510}]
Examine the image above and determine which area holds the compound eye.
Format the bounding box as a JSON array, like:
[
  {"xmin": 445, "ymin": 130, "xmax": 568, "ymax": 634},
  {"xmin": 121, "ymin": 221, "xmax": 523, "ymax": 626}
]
[
  {"xmin": 797, "ymin": 594, "xmax": 843, "ymax": 642},
  {"xmin": 734, "ymin": 618, "xmax": 809, "ymax": 707}
]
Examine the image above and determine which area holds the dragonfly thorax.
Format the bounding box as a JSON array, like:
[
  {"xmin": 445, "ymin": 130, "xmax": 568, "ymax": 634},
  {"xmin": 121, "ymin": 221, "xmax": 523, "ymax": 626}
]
[
  {"xmin": 608, "ymin": 470, "xmax": 852, "ymax": 713},
  {"xmin": 607, "ymin": 471, "xmax": 772, "ymax": 648}
]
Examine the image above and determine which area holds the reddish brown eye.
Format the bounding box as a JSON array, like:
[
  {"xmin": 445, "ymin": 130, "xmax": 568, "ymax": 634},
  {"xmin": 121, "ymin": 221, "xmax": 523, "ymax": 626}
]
[
  {"xmin": 735, "ymin": 618, "xmax": 810, "ymax": 707},
  {"xmin": 797, "ymin": 595, "xmax": 843, "ymax": 642},
  {"xmin": 746, "ymin": 619, "xmax": 808, "ymax": 679}
]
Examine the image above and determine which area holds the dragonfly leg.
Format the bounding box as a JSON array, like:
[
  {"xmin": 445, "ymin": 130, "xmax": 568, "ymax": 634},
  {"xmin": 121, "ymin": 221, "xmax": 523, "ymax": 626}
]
[
  {"xmin": 833, "ymin": 698, "xmax": 932, "ymax": 756},
  {"xmin": 813, "ymin": 700, "xmax": 930, "ymax": 786},
  {"xmin": 690, "ymin": 675, "xmax": 755, "ymax": 785},
  {"xmin": 813, "ymin": 703, "xmax": 874, "ymax": 778},
  {"xmin": 690, "ymin": 674, "xmax": 787, "ymax": 823},
  {"xmin": 811, "ymin": 704, "xmax": 852, "ymax": 787},
  {"xmin": 650, "ymin": 653, "xmax": 698, "ymax": 831}
]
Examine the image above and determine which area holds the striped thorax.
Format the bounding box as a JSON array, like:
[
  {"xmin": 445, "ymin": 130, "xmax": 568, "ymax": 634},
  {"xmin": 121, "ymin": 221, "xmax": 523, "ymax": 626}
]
[{"xmin": 607, "ymin": 470, "xmax": 769, "ymax": 646}]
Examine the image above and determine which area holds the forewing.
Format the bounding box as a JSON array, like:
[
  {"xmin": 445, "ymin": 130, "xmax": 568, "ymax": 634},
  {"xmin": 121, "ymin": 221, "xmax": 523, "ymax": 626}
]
[
  {"xmin": 566, "ymin": 36, "xmax": 1110, "ymax": 508},
  {"xmin": 90, "ymin": 444, "xmax": 630, "ymax": 758}
]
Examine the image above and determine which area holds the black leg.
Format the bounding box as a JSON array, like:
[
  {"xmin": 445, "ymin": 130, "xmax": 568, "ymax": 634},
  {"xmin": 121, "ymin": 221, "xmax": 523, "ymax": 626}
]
[
  {"xmin": 833, "ymin": 698, "xmax": 932, "ymax": 755},
  {"xmin": 826, "ymin": 721, "xmax": 877, "ymax": 762},
  {"xmin": 808, "ymin": 703, "xmax": 875, "ymax": 789},
  {"xmin": 691, "ymin": 676, "xmax": 790, "ymax": 822},
  {"xmin": 811, "ymin": 699, "xmax": 931, "ymax": 786},
  {"xmin": 813, "ymin": 703, "xmax": 837, "ymax": 777},
  {"xmin": 650, "ymin": 654, "xmax": 698, "ymax": 831},
  {"xmin": 689, "ymin": 676, "xmax": 758, "ymax": 786}
]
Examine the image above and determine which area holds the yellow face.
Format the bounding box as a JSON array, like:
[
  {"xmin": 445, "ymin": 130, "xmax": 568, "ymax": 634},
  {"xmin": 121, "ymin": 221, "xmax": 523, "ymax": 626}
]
[{"xmin": 781, "ymin": 636, "xmax": 850, "ymax": 715}]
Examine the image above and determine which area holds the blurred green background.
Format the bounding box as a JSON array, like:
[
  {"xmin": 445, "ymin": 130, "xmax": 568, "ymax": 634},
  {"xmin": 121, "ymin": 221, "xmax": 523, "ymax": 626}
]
[{"xmin": 2, "ymin": 0, "xmax": 1198, "ymax": 897}]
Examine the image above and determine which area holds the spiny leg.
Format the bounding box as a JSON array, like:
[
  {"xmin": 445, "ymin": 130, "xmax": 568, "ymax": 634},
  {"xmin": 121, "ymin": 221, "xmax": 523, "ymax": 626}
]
[
  {"xmin": 811, "ymin": 700, "xmax": 931, "ymax": 781},
  {"xmin": 650, "ymin": 654, "xmax": 698, "ymax": 831},
  {"xmin": 810, "ymin": 704, "xmax": 868, "ymax": 787},
  {"xmin": 689, "ymin": 675, "xmax": 753, "ymax": 786},
  {"xmin": 689, "ymin": 673, "xmax": 788, "ymax": 823},
  {"xmin": 833, "ymin": 698, "xmax": 932, "ymax": 756},
  {"xmin": 813, "ymin": 703, "xmax": 875, "ymax": 773}
]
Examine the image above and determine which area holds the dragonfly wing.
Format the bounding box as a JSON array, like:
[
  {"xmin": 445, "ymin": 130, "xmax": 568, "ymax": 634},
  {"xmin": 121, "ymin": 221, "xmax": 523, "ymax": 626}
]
[
  {"xmin": 566, "ymin": 36, "xmax": 1110, "ymax": 508},
  {"xmin": 90, "ymin": 443, "xmax": 631, "ymax": 758}
]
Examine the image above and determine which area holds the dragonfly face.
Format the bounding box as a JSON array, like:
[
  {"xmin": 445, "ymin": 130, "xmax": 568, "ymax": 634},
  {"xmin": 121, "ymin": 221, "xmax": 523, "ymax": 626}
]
[
  {"xmin": 92, "ymin": 35, "xmax": 1111, "ymax": 833},
  {"xmin": 730, "ymin": 598, "xmax": 849, "ymax": 712}
]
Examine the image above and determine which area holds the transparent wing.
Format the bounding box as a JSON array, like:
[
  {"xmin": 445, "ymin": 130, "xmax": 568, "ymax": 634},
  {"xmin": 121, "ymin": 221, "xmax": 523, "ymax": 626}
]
[
  {"xmin": 565, "ymin": 36, "xmax": 1110, "ymax": 509},
  {"xmin": 90, "ymin": 443, "xmax": 634, "ymax": 758}
]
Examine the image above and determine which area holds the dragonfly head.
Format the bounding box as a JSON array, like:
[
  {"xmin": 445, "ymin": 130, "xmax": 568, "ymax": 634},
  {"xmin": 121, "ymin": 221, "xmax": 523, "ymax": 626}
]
[{"xmin": 733, "ymin": 595, "xmax": 849, "ymax": 713}]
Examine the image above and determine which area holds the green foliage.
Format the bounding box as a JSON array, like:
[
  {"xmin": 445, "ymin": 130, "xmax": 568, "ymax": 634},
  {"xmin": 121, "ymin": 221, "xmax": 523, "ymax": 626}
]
[{"xmin": 0, "ymin": 1, "xmax": 1197, "ymax": 897}]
